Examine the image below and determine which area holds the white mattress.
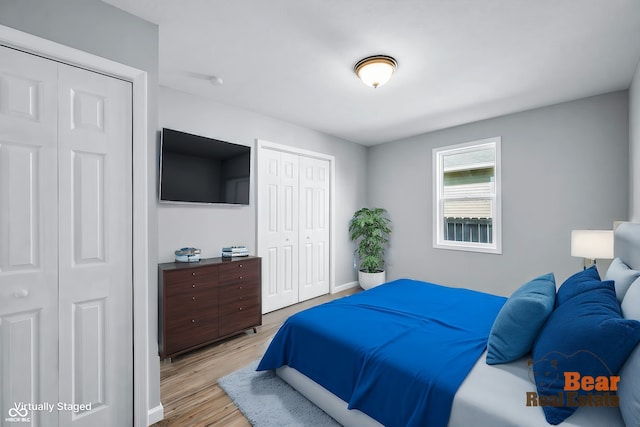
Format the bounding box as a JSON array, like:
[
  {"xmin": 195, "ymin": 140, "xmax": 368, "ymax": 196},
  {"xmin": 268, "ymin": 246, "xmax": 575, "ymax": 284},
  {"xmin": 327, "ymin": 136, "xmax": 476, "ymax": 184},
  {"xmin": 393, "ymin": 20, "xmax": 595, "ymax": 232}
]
[
  {"xmin": 277, "ymin": 350, "xmax": 626, "ymax": 427},
  {"xmin": 449, "ymin": 351, "xmax": 625, "ymax": 427}
]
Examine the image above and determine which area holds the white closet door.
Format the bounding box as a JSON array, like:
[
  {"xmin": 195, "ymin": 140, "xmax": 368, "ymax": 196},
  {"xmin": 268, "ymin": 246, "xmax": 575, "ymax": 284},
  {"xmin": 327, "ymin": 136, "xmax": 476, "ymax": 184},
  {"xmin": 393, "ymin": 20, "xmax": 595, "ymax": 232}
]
[
  {"xmin": 57, "ymin": 63, "xmax": 133, "ymax": 426},
  {"xmin": 0, "ymin": 45, "xmax": 60, "ymax": 426},
  {"xmin": 298, "ymin": 156, "xmax": 330, "ymax": 301},
  {"xmin": 259, "ymin": 149, "xmax": 299, "ymax": 313},
  {"xmin": 0, "ymin": 46, "xmax": 132, "ymax": 426}
]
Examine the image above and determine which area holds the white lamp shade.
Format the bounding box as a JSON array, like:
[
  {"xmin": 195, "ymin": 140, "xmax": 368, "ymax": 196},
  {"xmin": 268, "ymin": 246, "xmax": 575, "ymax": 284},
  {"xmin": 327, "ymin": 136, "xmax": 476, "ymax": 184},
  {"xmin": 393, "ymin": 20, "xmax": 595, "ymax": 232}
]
[{"xmin": 571, "ymin": 230, "xmax": 614, "ymax": 259}]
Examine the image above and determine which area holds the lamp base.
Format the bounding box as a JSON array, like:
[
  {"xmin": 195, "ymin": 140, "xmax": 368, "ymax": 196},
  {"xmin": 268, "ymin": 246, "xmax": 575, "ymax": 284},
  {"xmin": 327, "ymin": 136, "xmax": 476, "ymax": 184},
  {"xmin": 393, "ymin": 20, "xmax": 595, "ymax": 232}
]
[{"xmin": 583, "ymin": 258, "xmax": 596, "ymax": 270}]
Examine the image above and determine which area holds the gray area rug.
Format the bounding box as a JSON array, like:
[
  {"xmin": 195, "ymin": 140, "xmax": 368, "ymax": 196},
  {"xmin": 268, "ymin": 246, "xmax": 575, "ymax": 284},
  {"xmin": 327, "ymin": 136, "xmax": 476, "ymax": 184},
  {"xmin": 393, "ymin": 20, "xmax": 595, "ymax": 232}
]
[{"xmin": 218, "ymin": 359, "xmax": 341, "ymax": 426}]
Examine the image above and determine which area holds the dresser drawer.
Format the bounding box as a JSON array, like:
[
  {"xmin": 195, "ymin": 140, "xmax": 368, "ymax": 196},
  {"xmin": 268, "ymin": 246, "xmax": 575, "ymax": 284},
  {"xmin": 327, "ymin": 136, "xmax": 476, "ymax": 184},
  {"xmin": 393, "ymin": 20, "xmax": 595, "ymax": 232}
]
[
  {"xmin": 163, "ymin": 265, "xmax": 218, "ymax": 297},
  {"xmin": 219, "ymin": 301, "xmax": 260, "ymax": 337},
  {"xmin": 218, "ymin": 259, "xmax": 260, "ymax": 284},
  {"xmin": 219, "ymin": 282, "xmax": 259, "ymax": 306},
  {"xmin": 165, "ymin": 287, "xmax": 218, "ymax": 318},
  {"xmin": 164, "ymin": 313, "xmax": 219, "ymax": 356},
  {"xmin": 164, "ymin": 279, "xmax": 218, "ymax": 300},
  {"xmin": 219, "ymin": 300, "xmax": 260, "ymax": 322},
  {"xmin": 163, "ymin": 264, "xmax": 218, "ymax": 282},
  {"xmin": 165, "ymin": 301, "xmax": 218, "ymax": 330}
]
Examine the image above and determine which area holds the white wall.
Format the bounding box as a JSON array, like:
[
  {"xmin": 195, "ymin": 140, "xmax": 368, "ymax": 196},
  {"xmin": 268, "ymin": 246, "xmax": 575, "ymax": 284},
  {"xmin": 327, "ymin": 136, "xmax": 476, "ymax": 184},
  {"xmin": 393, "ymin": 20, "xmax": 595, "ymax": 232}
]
[
  {"xmin": 368, "ymin": 91, "xmax": 630, "ymax": 297},
  {"xmin": 630, "ymin": 59, "xmax": 640, "ymax": 222},
  {"xmin": 159, "ymin": 87, "xmax": 368, "ymax": 288}
]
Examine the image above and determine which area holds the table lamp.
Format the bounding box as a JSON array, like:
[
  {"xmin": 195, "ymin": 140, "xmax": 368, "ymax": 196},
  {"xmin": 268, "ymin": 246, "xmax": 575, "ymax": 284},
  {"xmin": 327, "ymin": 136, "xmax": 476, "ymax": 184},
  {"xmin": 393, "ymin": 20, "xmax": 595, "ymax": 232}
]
[{"xmin": 571, "ymin": 229, "xmax": 614, "ymax": 269}]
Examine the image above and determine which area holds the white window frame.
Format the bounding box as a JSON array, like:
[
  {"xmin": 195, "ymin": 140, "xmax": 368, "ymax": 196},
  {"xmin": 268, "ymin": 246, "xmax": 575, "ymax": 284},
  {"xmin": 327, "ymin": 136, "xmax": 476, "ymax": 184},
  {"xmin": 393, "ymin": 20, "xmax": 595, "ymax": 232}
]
[{"xmin": 433, "ymin": 137, "xmax": 502, "ymax": 254}]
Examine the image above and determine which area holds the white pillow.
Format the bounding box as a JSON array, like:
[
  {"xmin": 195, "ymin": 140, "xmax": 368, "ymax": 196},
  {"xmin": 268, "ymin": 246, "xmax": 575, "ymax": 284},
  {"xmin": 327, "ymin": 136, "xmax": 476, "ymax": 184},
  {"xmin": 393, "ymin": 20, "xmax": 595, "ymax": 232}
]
[
  {"xmin": 619, "ymin": 277, "xmax": 640, "ymax": 427},
  {"xmin": 605, "ymin": 257, "xmax": 640, "ymax": 302}
]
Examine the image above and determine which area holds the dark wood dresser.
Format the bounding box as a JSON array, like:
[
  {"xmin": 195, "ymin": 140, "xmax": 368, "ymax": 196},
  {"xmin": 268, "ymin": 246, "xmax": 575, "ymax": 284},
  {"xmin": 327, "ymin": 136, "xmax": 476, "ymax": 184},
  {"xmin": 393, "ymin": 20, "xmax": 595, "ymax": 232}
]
[{"xmin": 158, "ymin": 256, "xmax": 261, "ymax": 360}]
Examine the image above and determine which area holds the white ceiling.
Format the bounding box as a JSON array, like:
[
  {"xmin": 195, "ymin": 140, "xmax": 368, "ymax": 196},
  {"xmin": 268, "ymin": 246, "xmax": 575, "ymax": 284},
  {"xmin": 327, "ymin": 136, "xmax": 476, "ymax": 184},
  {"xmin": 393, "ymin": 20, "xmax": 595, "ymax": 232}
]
[{"xmin": 103, "ymin": 0, "xmax": 640, "ymax": 145}]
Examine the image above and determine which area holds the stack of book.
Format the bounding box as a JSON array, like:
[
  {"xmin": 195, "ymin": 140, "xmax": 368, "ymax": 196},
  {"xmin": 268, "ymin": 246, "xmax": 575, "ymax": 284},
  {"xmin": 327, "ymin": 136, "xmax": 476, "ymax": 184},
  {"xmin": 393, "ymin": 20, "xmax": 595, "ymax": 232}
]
[
  {"xmin": 174, "ymin": 247, "xmax": 201, "ymax": 262},
  {"xmin": 222, "ymin": 246, "xmax": 249, "ymax": 258}
]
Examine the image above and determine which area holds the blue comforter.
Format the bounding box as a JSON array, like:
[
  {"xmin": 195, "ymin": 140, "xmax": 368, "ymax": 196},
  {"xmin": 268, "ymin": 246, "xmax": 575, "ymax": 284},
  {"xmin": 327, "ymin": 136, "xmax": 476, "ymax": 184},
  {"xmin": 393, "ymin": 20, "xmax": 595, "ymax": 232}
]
[{"xmin": 257, "ymin": 279, "xmax": 506, "ymax": 427}]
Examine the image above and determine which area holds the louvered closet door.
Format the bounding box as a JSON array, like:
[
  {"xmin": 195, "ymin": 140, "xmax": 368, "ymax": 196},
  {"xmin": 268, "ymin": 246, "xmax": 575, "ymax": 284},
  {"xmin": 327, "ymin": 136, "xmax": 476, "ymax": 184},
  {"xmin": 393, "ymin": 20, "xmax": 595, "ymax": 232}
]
[
  {"xmin": 259, "ymin": 149, "xmax": 300, "ymax": 313},
  {"xmin": 0, "ymin": 46, "xmax": 132, "ymax": 426},
  {"xmin": 298, "ymin": 156, "xmax": 330, "ymax": 301},
  {"xmin": 0, "ymin": 45, "xmax": 60, "ymax": 427}
]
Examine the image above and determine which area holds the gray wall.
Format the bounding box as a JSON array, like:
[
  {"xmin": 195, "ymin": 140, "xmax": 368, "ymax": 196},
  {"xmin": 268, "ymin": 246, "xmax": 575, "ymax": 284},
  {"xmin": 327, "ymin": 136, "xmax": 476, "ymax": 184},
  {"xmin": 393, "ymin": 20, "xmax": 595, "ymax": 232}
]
[
  {"xmin": 159, "ymin": 87, "xmax": 368, "ymax": 288},
  {"xmin": 368, "ymin": 91, "xmax": 629, "ymax": 296},
  {"xmin": 0, "ymin": 0, "xmax": 163, "ymax": 417},
  {"xmin": 631, "ymin": 60, "xmax": 640, "ymax": 222}
]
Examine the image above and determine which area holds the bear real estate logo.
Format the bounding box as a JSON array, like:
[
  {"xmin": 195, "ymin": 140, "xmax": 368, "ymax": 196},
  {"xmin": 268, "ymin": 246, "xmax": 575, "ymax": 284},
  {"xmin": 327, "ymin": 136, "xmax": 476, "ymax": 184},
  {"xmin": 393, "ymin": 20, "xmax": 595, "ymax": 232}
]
[{"xmin": 526, "ymin": 350, "xmax": 621, "ymax": 408}]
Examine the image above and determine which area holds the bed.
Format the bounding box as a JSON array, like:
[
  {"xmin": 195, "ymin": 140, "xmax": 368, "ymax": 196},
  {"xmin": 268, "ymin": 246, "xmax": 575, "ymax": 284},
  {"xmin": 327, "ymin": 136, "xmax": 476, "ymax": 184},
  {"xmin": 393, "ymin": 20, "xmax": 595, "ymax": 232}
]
[{"xmin": 257, "ymin": 222, "xmax": 640, "ymax": 427}]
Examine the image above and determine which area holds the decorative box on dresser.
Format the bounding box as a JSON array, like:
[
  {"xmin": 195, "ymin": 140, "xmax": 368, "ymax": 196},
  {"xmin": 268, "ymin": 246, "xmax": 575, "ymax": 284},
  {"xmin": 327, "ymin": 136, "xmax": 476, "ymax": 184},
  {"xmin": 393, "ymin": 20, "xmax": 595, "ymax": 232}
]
[{"xmin": 158, "ymin": 256, "xmax": 262, "ymax": 360}]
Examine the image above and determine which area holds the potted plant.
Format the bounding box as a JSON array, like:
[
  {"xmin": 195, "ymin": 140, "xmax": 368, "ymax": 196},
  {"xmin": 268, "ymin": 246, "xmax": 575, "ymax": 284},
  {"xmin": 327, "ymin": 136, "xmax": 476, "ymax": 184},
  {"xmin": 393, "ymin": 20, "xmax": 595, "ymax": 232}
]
[{"xmin": 349, "ymin": 207, "xmax": 392, "ymax": 290}]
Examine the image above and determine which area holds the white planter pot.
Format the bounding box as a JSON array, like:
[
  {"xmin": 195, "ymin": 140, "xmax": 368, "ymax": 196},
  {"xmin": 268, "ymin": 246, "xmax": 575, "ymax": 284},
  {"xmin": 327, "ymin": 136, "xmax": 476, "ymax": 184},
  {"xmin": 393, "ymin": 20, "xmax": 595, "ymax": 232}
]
[{"xmin": 358, "ymin": 270, "xmax": 386, "ymax": 290}]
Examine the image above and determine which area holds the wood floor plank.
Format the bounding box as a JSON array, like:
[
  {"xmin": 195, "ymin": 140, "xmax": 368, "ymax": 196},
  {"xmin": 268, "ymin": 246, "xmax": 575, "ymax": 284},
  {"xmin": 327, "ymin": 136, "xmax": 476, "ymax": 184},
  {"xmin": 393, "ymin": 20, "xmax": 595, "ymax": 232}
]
[{"xmin": 152, "ymin": 287, "xmax": 359, "ymax": 426}]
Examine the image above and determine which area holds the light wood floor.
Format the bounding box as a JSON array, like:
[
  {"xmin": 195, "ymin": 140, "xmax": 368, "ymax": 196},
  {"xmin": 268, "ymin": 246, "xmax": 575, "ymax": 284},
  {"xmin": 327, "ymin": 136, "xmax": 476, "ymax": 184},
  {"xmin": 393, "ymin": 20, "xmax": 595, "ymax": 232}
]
[{"xmin": 152, "ymin": 287, "xmax": 360, "ymax": 427}]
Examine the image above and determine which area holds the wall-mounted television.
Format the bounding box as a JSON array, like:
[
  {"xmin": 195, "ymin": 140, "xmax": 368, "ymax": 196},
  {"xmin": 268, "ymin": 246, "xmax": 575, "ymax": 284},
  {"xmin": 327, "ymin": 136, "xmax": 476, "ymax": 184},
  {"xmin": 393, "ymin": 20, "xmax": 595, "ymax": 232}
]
[{"xmin": 159, "ymin": 128, "xmax": 251, "ymax": 205}]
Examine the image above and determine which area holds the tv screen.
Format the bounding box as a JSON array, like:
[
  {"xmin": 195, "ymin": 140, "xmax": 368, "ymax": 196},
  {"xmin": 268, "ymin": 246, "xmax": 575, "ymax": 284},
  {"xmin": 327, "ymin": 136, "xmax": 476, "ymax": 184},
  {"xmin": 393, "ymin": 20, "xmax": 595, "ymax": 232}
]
[{"xmin": 159, "ymin": 128, "xmax": 251, "ymax": 205}]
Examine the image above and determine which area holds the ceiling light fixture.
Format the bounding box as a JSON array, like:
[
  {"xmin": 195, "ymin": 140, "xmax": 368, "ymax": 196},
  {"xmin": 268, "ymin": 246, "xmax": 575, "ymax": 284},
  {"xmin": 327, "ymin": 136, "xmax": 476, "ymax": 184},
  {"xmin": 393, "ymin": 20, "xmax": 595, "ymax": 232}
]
[{"xmin": 354, "ymin": 55, "xmax": 398, "ymax": 88}]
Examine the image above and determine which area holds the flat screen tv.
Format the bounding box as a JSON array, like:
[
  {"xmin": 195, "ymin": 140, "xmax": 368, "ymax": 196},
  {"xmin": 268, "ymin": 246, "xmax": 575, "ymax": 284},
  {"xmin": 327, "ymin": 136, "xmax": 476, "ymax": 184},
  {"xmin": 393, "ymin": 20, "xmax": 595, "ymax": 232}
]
[{"xmin": 159, "ymin": 128, "xmax": 251, "ymax": 205}]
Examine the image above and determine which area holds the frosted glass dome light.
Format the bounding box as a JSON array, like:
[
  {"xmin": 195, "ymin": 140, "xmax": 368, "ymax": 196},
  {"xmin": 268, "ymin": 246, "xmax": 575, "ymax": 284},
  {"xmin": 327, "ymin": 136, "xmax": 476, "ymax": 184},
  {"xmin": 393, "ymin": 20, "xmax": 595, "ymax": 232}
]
[{"xmin": 354, "ymin": 55, "xmax": 398, "ymax": 88}]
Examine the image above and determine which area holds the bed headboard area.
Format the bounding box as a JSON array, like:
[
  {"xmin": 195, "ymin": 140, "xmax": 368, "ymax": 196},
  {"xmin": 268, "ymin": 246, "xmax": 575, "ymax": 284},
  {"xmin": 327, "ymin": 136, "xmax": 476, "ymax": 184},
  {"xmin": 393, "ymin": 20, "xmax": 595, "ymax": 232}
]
[
  {"xmin": 614, "ymin": 222, "xmax": 640, "ymax": 271},
  {"xmin": 611, "ymin": 222, "xmax": 640, "ymax": 427}
]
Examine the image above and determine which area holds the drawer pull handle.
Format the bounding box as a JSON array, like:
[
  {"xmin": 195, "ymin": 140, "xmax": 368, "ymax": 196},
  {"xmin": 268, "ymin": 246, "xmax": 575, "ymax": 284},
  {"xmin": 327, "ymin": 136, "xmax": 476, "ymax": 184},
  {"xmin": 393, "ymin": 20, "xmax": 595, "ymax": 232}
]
[
  {"xmin": 239, "ymin": 276, "xmax": 243, "ymax": 280},
  {"xmin": 239, "ymin": 264, "xmax": 243, "ymax": 268},
  {"xmin": 192, "ymin": 284, "xmax": 196, "ymax": 288},
  {"xmin": 192, "ymin": 296, "xmax": 196, "ymax": 300},
  {"xmin": 191, "ymin": 319, "xmax": 196, "ymax": 323},
  {"xmin": 239, "ymin": 286, "xmax": 243, "ymax": 290},
  {"xmin": 192, "ymin": 272, "xmax": 196, "ymax": 276},
  {"xmin": 239, "ymin": 307, "xmax": 243, "ymax": 311}
]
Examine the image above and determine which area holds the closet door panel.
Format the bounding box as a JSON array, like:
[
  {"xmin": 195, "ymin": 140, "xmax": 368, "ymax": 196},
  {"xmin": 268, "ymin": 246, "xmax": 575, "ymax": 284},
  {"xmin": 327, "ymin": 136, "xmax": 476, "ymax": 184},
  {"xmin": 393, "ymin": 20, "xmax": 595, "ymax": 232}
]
[
  {"xmin": 258, "ymin": 149, "xmax": 299, "ymax": 313},
  {"xmin": 0, "ymin": 45, "xmax": 59, "ymax": 426},
  {"xmin": 298, "ymin": 156, "xmax": 330, "ymax": 301},
  {"xmin": 260, "ymin": 150, "xmax": 280, "ymax": 313},
  {"xmin": 57, "ymin": 64, "xmax": 133, "ymax": 427},
  {"xmin": 3, "ymin": 144, "xmax": 40, "ymax": 269},
  {"xmin": 280, "ymin": 153, "xmax": 299, "ymax": 301}
]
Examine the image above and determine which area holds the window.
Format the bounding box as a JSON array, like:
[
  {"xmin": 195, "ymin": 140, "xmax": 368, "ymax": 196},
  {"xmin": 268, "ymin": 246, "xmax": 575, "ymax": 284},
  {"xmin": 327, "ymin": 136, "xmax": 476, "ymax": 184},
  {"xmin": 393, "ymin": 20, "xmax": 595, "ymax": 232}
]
[{"xmin": 433, "ymin": 137, "xmax": 501, "ymax": 254}]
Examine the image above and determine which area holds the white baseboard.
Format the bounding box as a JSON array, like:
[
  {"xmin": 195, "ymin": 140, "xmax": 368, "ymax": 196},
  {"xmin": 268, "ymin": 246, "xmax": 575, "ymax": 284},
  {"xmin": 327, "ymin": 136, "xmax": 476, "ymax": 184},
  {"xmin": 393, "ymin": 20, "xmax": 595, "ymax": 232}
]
[
  {"xmin": 332, "ymin": 281, "xmax": 359, "ymax": 294},
  {"xmin": 147, "ymin": 403, "xmax": 164, "ymax": 426}
]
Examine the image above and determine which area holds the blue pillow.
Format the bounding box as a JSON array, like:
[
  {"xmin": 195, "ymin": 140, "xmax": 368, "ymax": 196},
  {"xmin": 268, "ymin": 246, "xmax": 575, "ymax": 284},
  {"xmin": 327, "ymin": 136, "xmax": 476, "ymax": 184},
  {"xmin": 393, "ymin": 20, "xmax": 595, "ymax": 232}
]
[
  {"xmin": 605, "ymin": 257, "xmax": 640, "ymax": 302},
  {"xmin": 555, "ymin": 265, "xmax": 601, "ymax": 306},
  {"xmin": 531, "ymin": 278, "xmax": 640, "ymax": 425},
  {"xmin": 486, "ymin": 273, "xmax": 556, "ymax": 365}
]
